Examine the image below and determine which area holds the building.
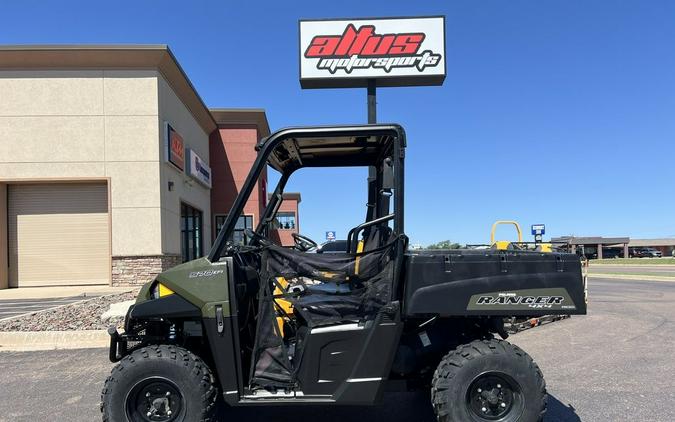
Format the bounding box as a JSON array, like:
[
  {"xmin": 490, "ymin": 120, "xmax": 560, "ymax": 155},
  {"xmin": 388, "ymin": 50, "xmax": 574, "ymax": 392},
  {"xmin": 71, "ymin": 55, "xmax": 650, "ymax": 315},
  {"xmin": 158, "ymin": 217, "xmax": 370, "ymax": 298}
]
[
  {"xmin": 627, "ymin": 239, "xmax": 675, "ymax": 257},
  {"xmin": 270, "ymin": 192, "xmax": 302, "ymax": 246},
  {"xmin": 552, "ymin": 236, "xmax": 675, "ymax": 258},
  {"xmin": 551, "ymin": 236, "xmax": 630, "ymax": 259},
  {"xmin": 0, "ymin": 45, "xmax": 299, "ymax": 290},
  {"xmin": 209, "ymin": 109, "xmax": 300, "ymax": 245}
]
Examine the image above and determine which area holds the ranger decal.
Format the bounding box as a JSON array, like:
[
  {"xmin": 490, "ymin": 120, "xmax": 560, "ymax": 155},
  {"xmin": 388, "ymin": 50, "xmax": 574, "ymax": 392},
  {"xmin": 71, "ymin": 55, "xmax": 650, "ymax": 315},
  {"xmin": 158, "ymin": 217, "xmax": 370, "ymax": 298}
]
[{"xmin": 467, "ymin": 288, "xmax": 576, "ymax": 311}]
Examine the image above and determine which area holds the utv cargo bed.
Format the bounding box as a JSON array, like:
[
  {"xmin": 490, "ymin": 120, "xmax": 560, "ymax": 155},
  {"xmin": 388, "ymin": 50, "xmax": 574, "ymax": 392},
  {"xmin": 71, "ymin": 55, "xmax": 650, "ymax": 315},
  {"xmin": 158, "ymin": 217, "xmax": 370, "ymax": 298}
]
[{"xmin": 403, "ymin": 249, "xmax": 587, "ymax": 317}]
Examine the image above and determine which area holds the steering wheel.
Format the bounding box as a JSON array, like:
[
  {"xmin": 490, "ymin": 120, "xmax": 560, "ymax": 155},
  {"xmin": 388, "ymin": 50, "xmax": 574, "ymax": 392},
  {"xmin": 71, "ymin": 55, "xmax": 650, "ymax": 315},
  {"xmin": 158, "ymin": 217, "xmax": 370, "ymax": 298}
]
[
  {"xmin": 292, "ymin": 233, "xmax": 318, "ymax": 252},
  {"xmin": 244, "ymin": 228, "xmax": 272, "ymax": 247}
]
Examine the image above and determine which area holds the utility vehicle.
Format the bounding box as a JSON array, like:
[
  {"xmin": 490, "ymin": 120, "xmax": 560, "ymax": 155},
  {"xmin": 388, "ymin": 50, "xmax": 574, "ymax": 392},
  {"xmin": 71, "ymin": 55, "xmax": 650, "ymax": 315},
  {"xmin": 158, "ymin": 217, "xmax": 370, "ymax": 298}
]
[{"xmin": 102, "ymin": 124, "xmax": 586, "ymax": 422}]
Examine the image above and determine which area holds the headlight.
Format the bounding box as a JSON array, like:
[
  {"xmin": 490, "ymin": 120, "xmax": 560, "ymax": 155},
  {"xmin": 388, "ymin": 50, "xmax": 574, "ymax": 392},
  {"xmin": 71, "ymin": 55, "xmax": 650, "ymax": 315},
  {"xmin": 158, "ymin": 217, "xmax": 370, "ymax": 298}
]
[{"xmin": 151, "ymin": 282, "xmax": 175, "ymax": 299}]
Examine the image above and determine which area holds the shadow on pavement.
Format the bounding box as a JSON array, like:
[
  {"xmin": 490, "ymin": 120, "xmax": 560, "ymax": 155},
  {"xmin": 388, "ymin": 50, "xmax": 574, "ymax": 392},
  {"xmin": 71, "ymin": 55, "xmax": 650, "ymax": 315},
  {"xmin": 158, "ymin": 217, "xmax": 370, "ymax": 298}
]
[
  {"xmin": 545, "ymin": 394, "xmax": 581, "ymax": 422},
  {"xmin": 218, "ymin": 392, "xmax": 436, "ymax": 422},
  {"xmin": 218, "ymin": 391, "xmax": 580, "ymax": 422}
]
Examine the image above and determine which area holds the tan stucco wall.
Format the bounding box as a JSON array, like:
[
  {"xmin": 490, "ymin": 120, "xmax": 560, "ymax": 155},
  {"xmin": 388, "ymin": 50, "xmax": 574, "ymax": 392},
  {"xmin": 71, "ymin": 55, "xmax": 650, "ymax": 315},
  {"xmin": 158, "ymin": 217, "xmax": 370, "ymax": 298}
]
[
  {"xmin": 0, "ymin": 183, "xmax": 7, "ymax": 289},
  {"xmin": 0, "ymin": 69, "xmax": 163, "ymax": 257},
  {"xmin": 157, "ymin": 75, "xmax": 212, "ymax": 255}
]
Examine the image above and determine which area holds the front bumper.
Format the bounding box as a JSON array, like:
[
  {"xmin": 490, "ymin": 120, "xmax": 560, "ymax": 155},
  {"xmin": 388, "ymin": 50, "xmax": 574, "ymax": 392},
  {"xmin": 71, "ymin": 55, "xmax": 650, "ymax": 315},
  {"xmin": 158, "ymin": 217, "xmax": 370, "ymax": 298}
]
[{"xmin": 107, "ymin": 326, "xmax": 127, "ymax": 363}]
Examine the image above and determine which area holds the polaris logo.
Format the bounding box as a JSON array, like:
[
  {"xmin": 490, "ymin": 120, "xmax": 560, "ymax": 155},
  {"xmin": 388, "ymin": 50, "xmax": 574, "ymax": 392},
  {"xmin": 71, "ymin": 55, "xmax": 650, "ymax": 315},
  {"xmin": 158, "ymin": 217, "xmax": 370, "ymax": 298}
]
[
  {"xmin": 304, "ymin": 24, "xmax": 442, "ymax": 74},
  {"xmin": 476, "ymin": 295, "xmax": 565, "ymax": 308}
]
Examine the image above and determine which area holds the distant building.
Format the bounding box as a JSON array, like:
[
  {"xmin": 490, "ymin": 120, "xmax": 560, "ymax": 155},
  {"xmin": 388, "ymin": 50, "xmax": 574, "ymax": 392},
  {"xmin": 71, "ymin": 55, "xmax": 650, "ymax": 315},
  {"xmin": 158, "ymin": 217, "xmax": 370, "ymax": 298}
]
[
  {"xmin": 551, "ymin": 236, "xmax": 675, "ymax": 258},
  {"xmin": 627, "ymin": 239, "xmax": 675, "ymax": 257}
]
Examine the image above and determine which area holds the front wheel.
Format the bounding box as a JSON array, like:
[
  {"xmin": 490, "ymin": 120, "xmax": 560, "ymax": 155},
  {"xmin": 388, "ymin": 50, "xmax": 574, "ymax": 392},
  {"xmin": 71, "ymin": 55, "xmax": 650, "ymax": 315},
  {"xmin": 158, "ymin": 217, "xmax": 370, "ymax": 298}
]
[
  {"xmin": 431, "ymin": 339, "xmax": 546, "ymax": 422},
  {"xmin": 101, "ymin": 345, "xmax": 218, "ymax": 422}
]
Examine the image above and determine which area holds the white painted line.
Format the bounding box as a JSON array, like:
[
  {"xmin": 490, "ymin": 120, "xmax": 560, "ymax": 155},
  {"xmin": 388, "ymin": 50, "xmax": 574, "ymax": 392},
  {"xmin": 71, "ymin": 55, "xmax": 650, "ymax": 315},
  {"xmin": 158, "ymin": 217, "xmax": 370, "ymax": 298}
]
[
  {"xmin": 0, "ymin": 303, "xmax": 78, "ymax": 309},
  {"xmin": 0, "ymin": 299, "xmax": 82, "ymax": 306}
]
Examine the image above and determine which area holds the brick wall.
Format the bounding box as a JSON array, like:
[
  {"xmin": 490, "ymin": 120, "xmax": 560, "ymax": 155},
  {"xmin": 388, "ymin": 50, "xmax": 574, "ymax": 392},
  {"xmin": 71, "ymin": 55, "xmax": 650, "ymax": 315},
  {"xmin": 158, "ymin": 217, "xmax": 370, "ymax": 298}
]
[{"xmin": 112, "ymin": 255, "xmax": 181, "ymax": 286}]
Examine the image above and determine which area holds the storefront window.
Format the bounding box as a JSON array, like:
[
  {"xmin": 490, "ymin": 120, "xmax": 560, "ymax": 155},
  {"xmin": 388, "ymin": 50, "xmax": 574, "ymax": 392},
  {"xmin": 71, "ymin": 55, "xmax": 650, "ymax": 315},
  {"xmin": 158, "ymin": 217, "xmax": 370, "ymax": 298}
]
[
  {"xmin": 215, "ymin": 214, "xmax": 253, "ymax": 245},
  {"xmin": 181, "ymin": 203, "xmax": 203, "ymax": 262},
  {"xmin": 272, "ymin": 212, "xmax": 296, "ymax": 230}
]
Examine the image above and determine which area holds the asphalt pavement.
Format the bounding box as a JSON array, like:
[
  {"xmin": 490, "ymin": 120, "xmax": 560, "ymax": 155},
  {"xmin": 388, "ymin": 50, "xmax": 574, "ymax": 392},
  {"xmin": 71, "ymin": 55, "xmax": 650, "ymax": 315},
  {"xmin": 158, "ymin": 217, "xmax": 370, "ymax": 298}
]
[{"xmin": 0, "ymin": 278, "xmax": 673, "ymax": 422}]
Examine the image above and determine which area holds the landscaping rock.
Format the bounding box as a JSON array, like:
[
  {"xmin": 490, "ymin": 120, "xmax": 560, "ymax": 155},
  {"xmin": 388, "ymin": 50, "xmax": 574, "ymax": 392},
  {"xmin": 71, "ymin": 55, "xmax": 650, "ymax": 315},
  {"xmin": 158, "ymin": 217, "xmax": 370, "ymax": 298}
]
[{"xmin": 0, "ymin": 291, "xmax": 138, "ymax": 332}]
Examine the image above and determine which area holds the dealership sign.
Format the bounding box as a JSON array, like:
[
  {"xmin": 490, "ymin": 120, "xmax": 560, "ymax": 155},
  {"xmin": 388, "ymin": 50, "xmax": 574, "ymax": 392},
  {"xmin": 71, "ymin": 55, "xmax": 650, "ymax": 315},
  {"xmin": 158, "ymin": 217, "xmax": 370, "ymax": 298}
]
[
  {"xmin": 187, "ymin": 149, "xmax": 212, "ymax": 188},
  {"xmin": 165, "ymin": 124, "xmax": 185, "ymax": 171},
  {"xmin": 299, "ymin": 16, "xmax": 446, "ymax": 88}
]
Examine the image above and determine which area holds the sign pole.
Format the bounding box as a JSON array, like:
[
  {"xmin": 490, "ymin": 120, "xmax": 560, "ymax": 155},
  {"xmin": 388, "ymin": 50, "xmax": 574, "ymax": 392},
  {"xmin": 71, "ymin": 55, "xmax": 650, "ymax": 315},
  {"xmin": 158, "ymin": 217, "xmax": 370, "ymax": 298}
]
[
  {"xmin": 365, "ymin": 79, "xmax": 377, "ymax": 225},
  {"xmin": 367, "ymin": 79, "xmax": 377, "ymax": 124}
]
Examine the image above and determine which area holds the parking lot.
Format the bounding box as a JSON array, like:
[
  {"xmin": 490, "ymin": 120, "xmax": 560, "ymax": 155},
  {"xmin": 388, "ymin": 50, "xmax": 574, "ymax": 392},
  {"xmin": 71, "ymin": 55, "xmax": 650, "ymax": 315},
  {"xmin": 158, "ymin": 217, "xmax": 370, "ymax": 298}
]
[{"xmin": 0, "ymin": 277, "xmax": 673, "ymax": 422}]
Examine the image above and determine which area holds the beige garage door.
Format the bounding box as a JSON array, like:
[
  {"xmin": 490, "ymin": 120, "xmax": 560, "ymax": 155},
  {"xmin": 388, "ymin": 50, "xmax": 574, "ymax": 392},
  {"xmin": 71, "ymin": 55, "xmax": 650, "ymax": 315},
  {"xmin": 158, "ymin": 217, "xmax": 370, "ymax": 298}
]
[{"xmin": 8, "ymin": 183, "xmax": 110, "ymax": 287}]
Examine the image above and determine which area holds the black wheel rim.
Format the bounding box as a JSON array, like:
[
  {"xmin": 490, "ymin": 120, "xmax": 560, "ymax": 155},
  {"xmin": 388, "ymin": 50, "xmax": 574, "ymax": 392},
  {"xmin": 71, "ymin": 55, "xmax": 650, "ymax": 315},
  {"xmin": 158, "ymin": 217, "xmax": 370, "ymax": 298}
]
[
  {"xmin": 126, "ymin": 377, "xmax": 184, "ymax": 422},
  {"xmin": 466, "ymin": 372, "xmax": 523, "ymax": 421}
]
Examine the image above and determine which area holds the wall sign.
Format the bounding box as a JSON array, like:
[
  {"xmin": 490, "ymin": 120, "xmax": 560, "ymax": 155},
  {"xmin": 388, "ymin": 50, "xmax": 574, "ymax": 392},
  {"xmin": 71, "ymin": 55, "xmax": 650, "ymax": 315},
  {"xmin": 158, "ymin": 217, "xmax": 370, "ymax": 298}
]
[
  {"xmin": 165, "ymin": 124, "xmax": 185, "ymax": 171},
  {"xmin": 187, "ymin": 149, "xmax": 212, "ymax": 188},
  {"xmin": 299, "ymin": 16, "xmax": 446, "ymax": 88}
]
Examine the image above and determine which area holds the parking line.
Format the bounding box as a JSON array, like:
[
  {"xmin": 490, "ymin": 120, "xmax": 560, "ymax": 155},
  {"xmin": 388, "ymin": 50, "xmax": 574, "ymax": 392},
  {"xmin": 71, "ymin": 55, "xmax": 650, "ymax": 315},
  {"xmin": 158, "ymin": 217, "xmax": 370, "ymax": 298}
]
[{"xmin": 0, "ymin": 301, "xmax": 78, "ymax": 308}]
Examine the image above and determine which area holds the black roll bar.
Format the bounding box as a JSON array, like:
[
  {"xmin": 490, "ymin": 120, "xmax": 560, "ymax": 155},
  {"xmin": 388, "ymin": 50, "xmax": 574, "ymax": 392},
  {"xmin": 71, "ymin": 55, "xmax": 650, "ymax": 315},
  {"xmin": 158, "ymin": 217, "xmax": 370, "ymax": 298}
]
[
  {"xmin": 346, "ymin": 213, "xmax": 395, "ymax": 254},
  {"xmin": 208, "ymin": 124, "xmax": 405, "ymax": 262}
]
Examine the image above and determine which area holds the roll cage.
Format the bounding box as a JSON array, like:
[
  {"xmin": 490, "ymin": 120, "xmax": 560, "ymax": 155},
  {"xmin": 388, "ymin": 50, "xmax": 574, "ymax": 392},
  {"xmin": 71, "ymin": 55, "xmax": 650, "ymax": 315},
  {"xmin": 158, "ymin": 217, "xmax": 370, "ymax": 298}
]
[{"xmin": 208, "ymin": 124, "xmax": 407, "ymax": 260}]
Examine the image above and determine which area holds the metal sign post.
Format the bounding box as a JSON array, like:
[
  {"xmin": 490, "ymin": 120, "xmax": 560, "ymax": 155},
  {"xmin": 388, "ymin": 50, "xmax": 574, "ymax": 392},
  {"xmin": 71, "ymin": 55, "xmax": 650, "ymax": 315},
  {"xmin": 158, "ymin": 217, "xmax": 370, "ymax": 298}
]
[
  {"xmin": 299, "ymin": 16, "xmax": 446, "ymax": 226},
  {"xmin": 367, "ymin": 79, "xmax": 376, "ymax": 124}
]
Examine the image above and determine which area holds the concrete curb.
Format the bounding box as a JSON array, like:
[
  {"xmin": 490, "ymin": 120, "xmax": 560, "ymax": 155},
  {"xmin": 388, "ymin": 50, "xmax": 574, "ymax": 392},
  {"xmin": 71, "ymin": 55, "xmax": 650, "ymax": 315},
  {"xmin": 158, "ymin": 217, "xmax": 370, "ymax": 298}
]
[
  {"xmin": 589, "ymin": 274, "xmax": 675, "ymax": 282},
  {"xmin": 0, "ymin": 330, "xmax": 109, "ymax": 352}
]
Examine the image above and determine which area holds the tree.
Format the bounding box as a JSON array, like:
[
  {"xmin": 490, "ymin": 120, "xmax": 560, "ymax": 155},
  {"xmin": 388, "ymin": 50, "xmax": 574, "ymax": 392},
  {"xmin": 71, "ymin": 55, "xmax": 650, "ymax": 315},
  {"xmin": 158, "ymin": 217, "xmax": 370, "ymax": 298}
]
[{"xmin": 426, "ymin": 240, "xmax": 462, "ymax": 249}]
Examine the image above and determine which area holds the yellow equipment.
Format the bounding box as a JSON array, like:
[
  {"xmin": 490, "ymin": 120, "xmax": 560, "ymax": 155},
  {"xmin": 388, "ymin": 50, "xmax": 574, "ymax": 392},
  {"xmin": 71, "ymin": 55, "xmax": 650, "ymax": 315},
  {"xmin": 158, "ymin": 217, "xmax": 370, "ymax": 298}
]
[
  {"xmin": 274, "ymin": 277, "xmax": 294, "ymax": 337},
  {"xmin": 490, "ymin": 221, "xmax": 523, "ymax": 250},
  {"xmin": 490, "ymin": 220, "xmax": 553, "ymax": 252},
  {"xmin": 273, "ymin": 240, "xmax": 366, "ymax": 337}
]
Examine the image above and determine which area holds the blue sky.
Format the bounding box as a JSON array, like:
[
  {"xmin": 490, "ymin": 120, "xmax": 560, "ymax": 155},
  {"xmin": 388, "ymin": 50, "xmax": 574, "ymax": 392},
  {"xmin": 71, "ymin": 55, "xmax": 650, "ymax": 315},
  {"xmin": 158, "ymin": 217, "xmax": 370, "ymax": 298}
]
[{"xmin": 2, "ymin": 1, "xmax": 674, "ymax": 245}]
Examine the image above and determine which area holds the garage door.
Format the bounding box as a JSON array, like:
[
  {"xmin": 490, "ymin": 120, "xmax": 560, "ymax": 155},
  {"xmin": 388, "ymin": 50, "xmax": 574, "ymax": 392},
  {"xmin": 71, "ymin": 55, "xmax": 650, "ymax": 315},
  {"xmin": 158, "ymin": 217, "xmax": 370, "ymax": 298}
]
[{"xmin": 8, "ymin": 183, "xmax": 110, "ymax": 287}]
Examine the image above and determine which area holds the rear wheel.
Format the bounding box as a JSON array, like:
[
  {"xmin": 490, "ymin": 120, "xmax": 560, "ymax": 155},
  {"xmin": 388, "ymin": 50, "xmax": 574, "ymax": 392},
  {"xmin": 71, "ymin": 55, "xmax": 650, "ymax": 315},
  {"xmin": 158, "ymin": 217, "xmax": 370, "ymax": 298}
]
[
  {"xmin": 431, "ymin": 339, "xmax": 546, "ymax": 422},
  {"xmin": 101, "ymin": 345, "xmax": 218, "ymax": 422}
]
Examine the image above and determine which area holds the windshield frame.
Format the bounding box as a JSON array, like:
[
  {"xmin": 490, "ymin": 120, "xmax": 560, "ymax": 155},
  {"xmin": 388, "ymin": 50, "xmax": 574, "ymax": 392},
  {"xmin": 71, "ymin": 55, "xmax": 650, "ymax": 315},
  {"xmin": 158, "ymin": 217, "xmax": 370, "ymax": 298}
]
[{"xmin": 207, "ymin": 124, "xmax": 405, "ymax": 261}]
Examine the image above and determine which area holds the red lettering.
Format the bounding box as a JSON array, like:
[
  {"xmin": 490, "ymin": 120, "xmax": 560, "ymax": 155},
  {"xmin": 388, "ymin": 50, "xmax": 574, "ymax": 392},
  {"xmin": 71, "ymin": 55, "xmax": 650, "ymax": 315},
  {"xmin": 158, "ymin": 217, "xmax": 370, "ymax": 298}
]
[
  {"xmin": 362, "ymin": 34, "xmax": 395, "ymax": 56},
  {"xmin": 305, "ymin": 36, "xmax": 340, "ymax": 57},
  {"xmin": 334, "ymin": 24, "xmax": 357, "ymax": 56},
  {"xmin": 305, "ymin": 25, "xmax": 428, "ymax": 58},
  {"xmin": 348, "ymin": 25, "xmax": 374, "ymax": 55},
  {"xmin": 390, "ymin": 34, "xmax": 425, "ymax": 55}
]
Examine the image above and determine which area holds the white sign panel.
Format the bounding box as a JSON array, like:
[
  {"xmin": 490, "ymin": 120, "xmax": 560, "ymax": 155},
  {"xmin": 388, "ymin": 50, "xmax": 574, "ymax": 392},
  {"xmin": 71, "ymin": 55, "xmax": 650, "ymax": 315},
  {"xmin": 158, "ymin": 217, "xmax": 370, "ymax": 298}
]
[
  {"xmin": 300, "ymin": 16, "xmax": 446, "ymax": 88},
  {"xmin": 531, "ymin": 224, "xmax": 546, "ymax": 236},
  {"xmin": 187, "ymin": 149, "xmax": 212, "ymax": 188}
]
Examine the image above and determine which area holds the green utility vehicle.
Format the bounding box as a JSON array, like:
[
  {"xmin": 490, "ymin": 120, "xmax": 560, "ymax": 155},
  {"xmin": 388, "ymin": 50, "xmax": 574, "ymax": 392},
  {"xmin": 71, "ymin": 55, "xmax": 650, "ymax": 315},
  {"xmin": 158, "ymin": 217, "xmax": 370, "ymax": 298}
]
[{"xmin": 102, "ymin": 124, "xmax": 586, "ymax": 422}]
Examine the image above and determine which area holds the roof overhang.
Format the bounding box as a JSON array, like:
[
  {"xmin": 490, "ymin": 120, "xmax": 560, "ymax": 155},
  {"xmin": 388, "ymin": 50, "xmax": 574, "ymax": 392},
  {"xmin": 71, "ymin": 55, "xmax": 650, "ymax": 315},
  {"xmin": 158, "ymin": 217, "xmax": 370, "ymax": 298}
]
[
  {"xmin": 209, "ymin": 108, "xmax": 271, "ymax": 138},
  {"xmin": 0, "ymin": 45, "xmax": 217, "ymax": 134},
  {"xmin": 552, "ymin": 236, "xmax": 630, "ymax": 245}
]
